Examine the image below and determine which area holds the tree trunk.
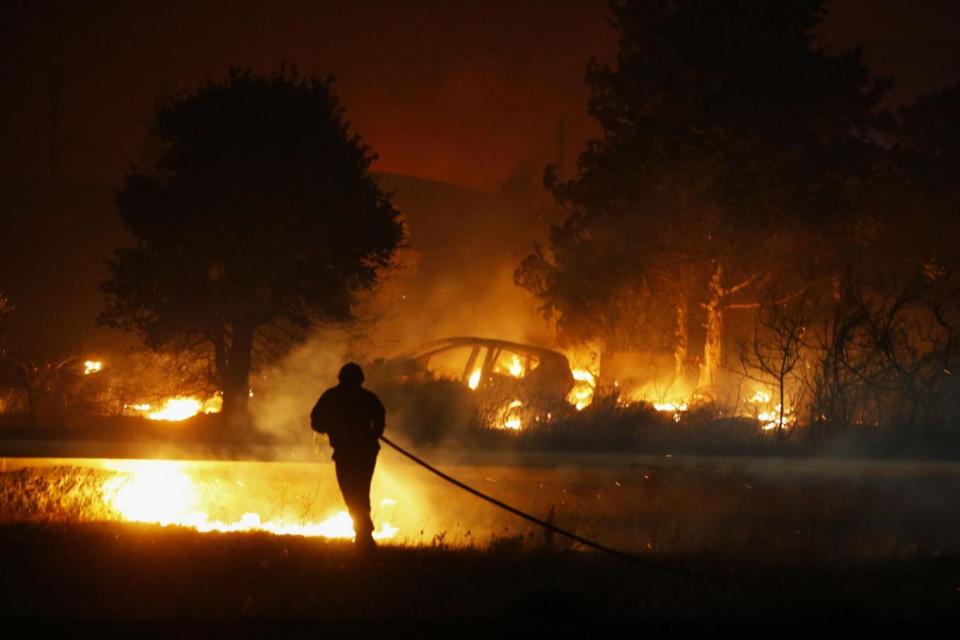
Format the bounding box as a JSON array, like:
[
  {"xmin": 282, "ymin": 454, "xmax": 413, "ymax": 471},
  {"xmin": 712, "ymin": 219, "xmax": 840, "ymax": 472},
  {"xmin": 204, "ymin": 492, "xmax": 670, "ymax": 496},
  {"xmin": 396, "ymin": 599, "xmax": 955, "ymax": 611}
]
[
  {"xmin": 674, "ymin": 295, "xmax": 688, "ymax": 384},
  {"xmin": 22, "ymin": 366, "xmax": 36, "ymax": 428},
  {"xmin": 699, "ymin": 262, "xmax": 724, "ymax": 393},
  {"xmin": 778, "ymin": 371, "xmax": 786, "ymax": 440},
  {"xmin": 221, "ymin": 322, "xmax": 254, "ymax": 428}
]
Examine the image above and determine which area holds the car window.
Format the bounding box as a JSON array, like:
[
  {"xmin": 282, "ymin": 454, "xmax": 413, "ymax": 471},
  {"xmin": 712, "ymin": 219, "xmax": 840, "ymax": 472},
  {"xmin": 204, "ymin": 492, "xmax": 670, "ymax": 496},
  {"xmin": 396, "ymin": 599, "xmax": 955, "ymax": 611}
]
[
  {"xmin": 491, "ymin": 349, "xmax": 540, "ymax": 379},
  {"xmin": 424, "ymin": 346, "xmax": 475, "ymax": 381},
  {"xmin": 465, "ymin": 347, "xmax": 487, "ymax": 389}
]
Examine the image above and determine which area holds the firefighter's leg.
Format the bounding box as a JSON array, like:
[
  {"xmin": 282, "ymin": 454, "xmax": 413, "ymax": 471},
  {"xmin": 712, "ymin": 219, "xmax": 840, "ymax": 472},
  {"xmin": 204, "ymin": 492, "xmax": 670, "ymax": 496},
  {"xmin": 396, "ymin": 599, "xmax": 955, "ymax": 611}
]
[
  {"xmin": 352, "ymin": 454, "xmax": 377, "ymax": 546},
  {"xmin": 335, "ymin": 455, "xmax": 376, "ymax": 546}
]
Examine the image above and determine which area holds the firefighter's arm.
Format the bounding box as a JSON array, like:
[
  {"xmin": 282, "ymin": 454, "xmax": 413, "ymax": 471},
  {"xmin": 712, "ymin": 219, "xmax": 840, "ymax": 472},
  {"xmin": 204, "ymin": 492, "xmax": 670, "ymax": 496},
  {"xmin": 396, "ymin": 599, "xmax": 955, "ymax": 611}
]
[
  {"xmin": 310, "ymin": 397, "xmax": 326, "ymax": 434},
  {"xmin": 372, "ymin": 396, "xmax": 386, "ymax": 438}
]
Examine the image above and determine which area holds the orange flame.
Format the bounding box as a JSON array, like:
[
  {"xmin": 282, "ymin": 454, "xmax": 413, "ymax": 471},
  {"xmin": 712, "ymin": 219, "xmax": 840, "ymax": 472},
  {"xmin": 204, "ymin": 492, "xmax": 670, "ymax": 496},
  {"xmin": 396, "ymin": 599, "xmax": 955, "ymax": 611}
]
[
  {"xmin": 125, "ymin": 395, "xmax": 223, "ymax": 421},
  {"xmin": 101, "ymin": 461, "xmax": 398, "ymax": 540}
]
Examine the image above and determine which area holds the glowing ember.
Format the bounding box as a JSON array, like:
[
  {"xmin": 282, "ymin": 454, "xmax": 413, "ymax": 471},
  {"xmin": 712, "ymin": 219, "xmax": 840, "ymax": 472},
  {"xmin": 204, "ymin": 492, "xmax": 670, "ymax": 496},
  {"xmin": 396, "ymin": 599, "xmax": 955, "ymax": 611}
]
[
  {"xmin": 83, "ymin": 360, "xmax": 103, "ymax": 375},
  {"xmin": 567, "ymin": 369, "xmax": 596, "ymax": 411},
  {"xmin": 101, "ymin": 461, "xmax": 398, "ymax": 540}
]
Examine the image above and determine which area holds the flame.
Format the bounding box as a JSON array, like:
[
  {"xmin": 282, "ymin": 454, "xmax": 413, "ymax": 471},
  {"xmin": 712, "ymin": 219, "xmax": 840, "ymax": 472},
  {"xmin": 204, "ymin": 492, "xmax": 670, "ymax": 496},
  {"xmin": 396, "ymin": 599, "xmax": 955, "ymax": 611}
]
[
  {"xmin": 83, "ymin": 360, "xmax": 103, "ymax": 375},
  {"xmin": 101, "ymin": 461, "xmax": 398, "ymax": 541},
  {"xmin": 148, "ymin": 398, "xmax": 204, "ymax": 421},
  {"xmin": 493, "ymin": 399, "xmax": 524, "ymax": 431},
  {"xmin": 555, "ymin": 369, "xmax": 795, "ymax": 432},
  {"xmin": 566, "ymin": 368, "xmax": 596, "ymax": 411},
  {"xmin": 507, "ymin": 355, "xmax": 524, "ymax": 378},
  {"xmin": 562, "ymin": 344, "xmax": 600, "ymax": 411},
  {"xmin": 468, "ymin": 369, "xmax": 482, "ymax": 390},
  {"xmin": 125, "ymin": 395, "xmax": 223, "ymax": 421},
  {"xmin": 653, "ymin": 400, "xmax": 688, "ymax": 423},
  {"xmin": 758, "ymin": 405, "xmax": 794, "ymax": 431},
  {"xmin": 652, "ymin": 401, "xmax": 688, "ymax": 413},
  {"xmin": 746, "ymin": 388, "xmax": 794, "ymax": 431}
]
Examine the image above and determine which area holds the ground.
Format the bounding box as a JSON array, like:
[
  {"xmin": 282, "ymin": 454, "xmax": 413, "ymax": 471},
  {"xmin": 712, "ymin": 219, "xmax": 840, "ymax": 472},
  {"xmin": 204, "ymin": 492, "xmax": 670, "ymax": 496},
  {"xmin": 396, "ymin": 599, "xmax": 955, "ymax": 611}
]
[
  {"xmin": 1, "ymin": 521, "xmax": 959, "ymax": 622},
  {"xmin": 2, "ymin": 452, "xmax": 960, "ymax": 622}
]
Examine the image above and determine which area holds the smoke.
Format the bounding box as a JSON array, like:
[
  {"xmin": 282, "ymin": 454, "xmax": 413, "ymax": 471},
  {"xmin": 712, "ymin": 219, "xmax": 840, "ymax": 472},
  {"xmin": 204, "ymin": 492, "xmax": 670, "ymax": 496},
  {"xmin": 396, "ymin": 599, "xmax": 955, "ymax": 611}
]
[
  {"xmin": 250, "ymin": 174, "xmax": 558, "ymax": 447},
  {"xmin": 248, "ymin": 272, "xmax": 547, "ymax": 451},
  {"xmin": 251, "ymin": 327, "xmax": 353, "ymax": 444}
]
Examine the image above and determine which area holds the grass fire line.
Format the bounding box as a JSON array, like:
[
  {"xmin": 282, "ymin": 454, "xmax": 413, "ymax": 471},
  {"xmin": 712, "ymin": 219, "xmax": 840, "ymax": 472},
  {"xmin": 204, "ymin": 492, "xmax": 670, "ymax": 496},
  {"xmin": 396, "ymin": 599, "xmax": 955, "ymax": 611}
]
[
  {"xmin": 5, "ymin": 455, "xmax": 960, "ymax": 564},
  {"xmin": 99, "ymin": 459, "xmax": 400, "ymax": 541}
]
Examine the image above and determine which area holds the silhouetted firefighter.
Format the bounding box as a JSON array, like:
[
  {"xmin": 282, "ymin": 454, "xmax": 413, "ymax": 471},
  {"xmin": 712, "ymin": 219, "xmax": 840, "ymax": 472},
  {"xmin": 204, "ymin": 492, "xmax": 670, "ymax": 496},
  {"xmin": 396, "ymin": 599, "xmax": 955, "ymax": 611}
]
[{"xmin": 311, "ymin": 362, "xmax": 386, "ymax": 551}]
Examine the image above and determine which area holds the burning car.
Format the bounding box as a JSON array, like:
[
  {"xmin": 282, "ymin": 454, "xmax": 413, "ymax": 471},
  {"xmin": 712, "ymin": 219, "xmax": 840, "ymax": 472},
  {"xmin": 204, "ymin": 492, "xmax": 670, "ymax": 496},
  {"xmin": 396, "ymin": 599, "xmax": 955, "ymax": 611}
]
[
  {"xmin": 399, "ymin": 337, "xmax": 574, "ymax": 399},
  {"xmin": 367, "ymin": 337, "xmax": 590, "ymax": 441}
]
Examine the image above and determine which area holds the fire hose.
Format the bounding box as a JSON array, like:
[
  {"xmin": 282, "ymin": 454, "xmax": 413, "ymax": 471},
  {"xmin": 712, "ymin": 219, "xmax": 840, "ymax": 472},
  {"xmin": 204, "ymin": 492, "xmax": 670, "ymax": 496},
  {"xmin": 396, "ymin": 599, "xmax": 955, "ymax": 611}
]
[{"xmin": 379, "ymin": 434, "xmax": 698, "ymax": 579}]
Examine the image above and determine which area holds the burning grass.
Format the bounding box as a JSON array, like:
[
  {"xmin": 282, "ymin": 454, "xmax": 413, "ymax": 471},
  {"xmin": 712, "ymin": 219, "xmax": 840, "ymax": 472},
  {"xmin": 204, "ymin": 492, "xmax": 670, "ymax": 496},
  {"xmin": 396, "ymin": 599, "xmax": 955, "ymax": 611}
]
[
  {"xmin": 3, "ymin": 453, "xmax": 960, "ymax": 560},
  {"xmin": 0, "ymin": 465, "xmax": 113, "ymax": 523},
  {"xmin": 0, "ymin": 459, "xmax": 403, "ymax": 543},
  {"xmin": 3, "ymin": 453, "xmax": 960, "ymax": 620}
]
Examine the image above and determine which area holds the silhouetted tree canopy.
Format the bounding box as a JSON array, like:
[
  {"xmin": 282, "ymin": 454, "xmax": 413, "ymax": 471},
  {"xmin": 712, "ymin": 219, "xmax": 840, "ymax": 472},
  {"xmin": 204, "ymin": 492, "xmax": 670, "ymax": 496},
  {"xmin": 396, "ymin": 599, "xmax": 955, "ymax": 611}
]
[
  {"xmin": 99, "ymin": 67, "xmax": 404, "ymax": 424},
  {"xmin": 518, "ymin": 0, "xmax": 888, "ymax": 390}
]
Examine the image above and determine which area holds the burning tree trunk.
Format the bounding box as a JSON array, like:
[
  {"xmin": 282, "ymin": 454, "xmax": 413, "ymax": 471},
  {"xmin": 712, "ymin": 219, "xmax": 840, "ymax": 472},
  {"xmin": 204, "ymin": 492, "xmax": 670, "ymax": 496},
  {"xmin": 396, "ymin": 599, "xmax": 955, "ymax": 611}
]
[
  {"xmin": 699, "ymin": 263, "xmax": 724, "ymax": 392},
  {"xmin": 674, "ymin": 295, "xmax": 689, "ymax": 383},
  {"xmin": 698, "ymin": 264, "xmax": 763, "ymax": 395}
]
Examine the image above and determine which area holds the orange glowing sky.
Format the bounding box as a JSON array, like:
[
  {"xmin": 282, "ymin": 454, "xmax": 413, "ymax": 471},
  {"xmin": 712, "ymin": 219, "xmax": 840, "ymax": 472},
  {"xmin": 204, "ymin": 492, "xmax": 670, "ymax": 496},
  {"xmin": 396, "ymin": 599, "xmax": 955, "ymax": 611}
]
[
  {"xmin": 3, "ymin": 0, "xmax": 957, "ymax": 192},
  {"xmin": 2, "ymin": 0, "xmax": 959, "ymax": 358},
  {"xmin": 1, "ymin": 1, "xmax": 616, "ymax": 191}
]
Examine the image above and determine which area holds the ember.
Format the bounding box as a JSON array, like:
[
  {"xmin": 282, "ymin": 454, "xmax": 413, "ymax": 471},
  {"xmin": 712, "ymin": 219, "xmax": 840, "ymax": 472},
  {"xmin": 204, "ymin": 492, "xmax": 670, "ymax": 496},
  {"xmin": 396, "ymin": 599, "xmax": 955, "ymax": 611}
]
[{"xmin": 83, "ymin": 360, "xmax": 103, "ymax": 375}]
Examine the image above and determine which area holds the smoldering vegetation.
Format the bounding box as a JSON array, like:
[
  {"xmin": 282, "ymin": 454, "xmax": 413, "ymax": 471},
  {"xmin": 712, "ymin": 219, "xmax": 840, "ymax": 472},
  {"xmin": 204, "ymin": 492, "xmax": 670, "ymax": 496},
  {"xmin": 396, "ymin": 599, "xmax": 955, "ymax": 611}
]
[
  {"xmin": 251, "ymin": 327, "xmax": 960, "ymax": 460},
  {"xmin": 5, "ymin": 316, "xmax": 960, "ymax": 463}
]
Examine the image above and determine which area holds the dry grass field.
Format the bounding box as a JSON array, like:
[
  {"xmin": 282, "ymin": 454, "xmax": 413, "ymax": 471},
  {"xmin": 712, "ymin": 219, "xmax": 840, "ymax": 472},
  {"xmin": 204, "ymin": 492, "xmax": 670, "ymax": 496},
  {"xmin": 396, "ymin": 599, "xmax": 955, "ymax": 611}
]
[{"xmin": 2, "ymin": 453, "xmax": 960, "ymax": 621}]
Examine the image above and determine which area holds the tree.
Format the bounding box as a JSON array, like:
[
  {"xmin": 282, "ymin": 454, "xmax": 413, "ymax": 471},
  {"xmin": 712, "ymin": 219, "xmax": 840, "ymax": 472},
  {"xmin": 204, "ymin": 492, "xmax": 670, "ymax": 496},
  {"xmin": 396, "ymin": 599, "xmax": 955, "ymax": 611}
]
[
  {"xmin": 739, "ymin": 290, "xmax": 813, "ymax": 437},
  {"xmin": 517, "ymin": 0, "xmax": 887, "ymax": 393},
  {"xmin": 99, "ymin": 67, "xmax": 404, "ymax": 426}
]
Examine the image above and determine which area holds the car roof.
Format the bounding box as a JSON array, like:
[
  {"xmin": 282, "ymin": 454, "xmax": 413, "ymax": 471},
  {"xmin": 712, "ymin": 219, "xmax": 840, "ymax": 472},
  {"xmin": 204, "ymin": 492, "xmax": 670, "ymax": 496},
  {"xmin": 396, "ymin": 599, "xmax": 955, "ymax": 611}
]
[{"xmin": 400, "ymin": 336, "xmax": 569, "ymax": 365}]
